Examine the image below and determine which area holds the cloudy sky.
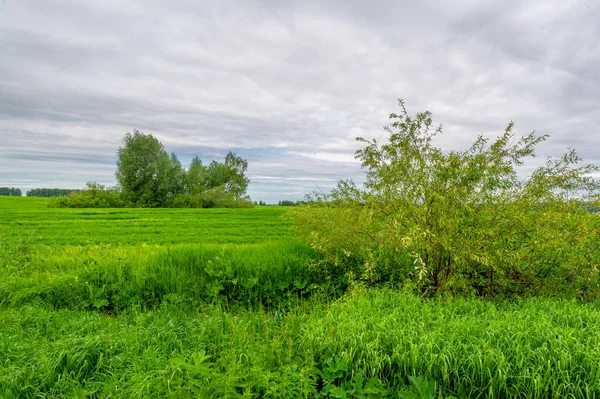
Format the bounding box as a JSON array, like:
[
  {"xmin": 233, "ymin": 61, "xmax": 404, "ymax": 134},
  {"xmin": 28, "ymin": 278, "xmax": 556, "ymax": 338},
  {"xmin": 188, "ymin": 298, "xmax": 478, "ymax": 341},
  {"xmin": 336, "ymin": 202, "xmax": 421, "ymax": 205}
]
[{"xmin": 1, "ymin": 0, "xmax": 598, "ymax": 202}]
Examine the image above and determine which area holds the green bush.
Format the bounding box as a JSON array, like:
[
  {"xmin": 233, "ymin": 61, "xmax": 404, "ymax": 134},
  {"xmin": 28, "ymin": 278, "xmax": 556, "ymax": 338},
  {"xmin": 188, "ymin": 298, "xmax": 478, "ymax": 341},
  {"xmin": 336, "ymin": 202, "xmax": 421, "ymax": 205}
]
[
  {"xmin": 290, "ymin": 100, "xmax": 600, "ymax": 298},
  {"xmin": 48, "ymin": 182, "xmax": 126, "ymax": 208},
  {"xmin": 48, "ymin": 183, "xmax": 255, "ymax": 209}
]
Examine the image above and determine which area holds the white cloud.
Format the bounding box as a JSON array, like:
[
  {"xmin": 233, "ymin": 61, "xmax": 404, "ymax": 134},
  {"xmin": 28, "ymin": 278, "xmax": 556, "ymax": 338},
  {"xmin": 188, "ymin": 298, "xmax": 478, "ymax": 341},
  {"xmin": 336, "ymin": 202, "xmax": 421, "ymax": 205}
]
[{"xmin": 0, "ymin": 0, "xmax": 598, "ymax": 201}]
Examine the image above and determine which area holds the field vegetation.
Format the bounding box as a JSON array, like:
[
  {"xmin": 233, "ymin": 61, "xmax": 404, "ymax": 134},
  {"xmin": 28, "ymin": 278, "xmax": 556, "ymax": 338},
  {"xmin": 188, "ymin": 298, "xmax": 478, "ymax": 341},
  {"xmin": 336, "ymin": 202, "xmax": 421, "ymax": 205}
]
[
  {"xmin": 2, "ymin": 102, "xmax": 600, "ymax": 398},
  {"xmin": 2, "ymin": 196, "xmax": 600, "ymax": 398}
]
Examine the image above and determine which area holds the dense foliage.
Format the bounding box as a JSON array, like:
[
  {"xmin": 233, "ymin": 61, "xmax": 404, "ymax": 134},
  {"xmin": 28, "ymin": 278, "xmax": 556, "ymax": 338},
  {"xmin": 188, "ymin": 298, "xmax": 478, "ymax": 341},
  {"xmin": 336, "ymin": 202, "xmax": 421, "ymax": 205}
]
[
  {"xmin": 48, "ymin": 182, "xmax": 125, "ymax": 208},
  {"xmin": 27, "ymin": 188, "xmax": 79, "ymax": 197},
  {"xmin": 0, "ymin": 187, "xmax": 21, "ymax": 196},
  {"xmin": 116, "ymin": 130, "xmax": 251, "ymax": 207},
  {"xmin": 52, "ymin": 130, "xmax": 252, "ymax": 208},
  {"xmin": 290, "ymin": 100, "xmax": 600, "ymax": 298},
  {"xmin": 115, "ymin": 130, "xmax": 185, "ymax": 207},
  {"xmin": 278, "ymin": 200, "xmax": 308, "ymax": 206}
]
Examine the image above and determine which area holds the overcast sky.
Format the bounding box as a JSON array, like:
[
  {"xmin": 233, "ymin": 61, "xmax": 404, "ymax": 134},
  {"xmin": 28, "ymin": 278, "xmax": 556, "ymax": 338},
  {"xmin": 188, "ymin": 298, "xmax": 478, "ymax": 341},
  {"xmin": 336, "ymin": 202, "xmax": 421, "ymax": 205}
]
[{"xmin": 1, "ymin": 0, "xmax": 598, "ymax": 202}]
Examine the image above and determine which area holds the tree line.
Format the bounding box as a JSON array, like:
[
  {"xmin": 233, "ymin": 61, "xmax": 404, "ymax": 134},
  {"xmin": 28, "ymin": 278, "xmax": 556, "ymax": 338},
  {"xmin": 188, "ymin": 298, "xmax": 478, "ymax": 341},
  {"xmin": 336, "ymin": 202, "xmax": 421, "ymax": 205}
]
[
  {"xmin": 252, "ymin": 200, "xmax": 308, "ymax": 206},
  {"xmin": 277, "ymin": 200, "xmax": 307, "ymax": 206},
  {"xmin": 51, "ymin": 130, "xmax": 252, "ymax": 208},
  {"xmin": 27, "ymin": 188, "xmax": 80, "ymax": 198},
  {"xmin": 0, "ymin": 187, "xmax": 22, "ymax": 196}
]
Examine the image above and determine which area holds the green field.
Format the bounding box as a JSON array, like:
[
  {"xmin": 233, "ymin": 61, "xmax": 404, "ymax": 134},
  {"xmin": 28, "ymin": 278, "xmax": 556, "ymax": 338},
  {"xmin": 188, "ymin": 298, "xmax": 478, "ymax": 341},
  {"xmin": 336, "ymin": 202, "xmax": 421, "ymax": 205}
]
[
  {"xmin": 2, "ymin": 196, "xmax": 600, "ymax": 398},
  {"xmin": 0, "ymin": 196, "xmax": 292, "ymax": 246}
]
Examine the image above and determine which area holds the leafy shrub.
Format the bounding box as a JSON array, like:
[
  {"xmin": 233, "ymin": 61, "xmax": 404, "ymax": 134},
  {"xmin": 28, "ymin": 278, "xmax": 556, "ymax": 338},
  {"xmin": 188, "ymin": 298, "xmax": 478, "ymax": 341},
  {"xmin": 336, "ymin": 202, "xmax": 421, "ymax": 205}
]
[
  {"xmin": 48, "ymin": 182, "xmax": 126, "ymax": 208},
  {"xmin": 290, "ymin": 100, "xmax": 600, "ymax": 298}
]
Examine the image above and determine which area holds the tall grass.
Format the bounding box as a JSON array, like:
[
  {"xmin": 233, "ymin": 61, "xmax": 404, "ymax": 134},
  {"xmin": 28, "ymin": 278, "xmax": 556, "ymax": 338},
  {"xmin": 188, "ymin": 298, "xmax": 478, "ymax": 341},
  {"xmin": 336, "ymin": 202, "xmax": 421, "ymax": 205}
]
[
  {"xmin": 0, "ymin": 241, "xmax": 340, "ymax": 312},
  {"xmin": 3, "ymin": 291, "xmax": 600, "ymax": 397},
  {"xmin": 302, "ymin": 289, "xmax": 600, "ymax": 398}
]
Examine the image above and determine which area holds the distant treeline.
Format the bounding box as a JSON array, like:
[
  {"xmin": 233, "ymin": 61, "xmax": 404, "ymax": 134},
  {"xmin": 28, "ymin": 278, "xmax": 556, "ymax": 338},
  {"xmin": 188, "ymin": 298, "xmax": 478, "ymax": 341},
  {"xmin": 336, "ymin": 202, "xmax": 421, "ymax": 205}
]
[
  {"xmin": 252, "ymin": 200, "xmax": 307, "ymax": 206},
  {"xmin": 277, "ymin": 200, "xmax": 307, "ymax": 206},
  {"xmin": 27, "ymin": 188, "xmax": 80, "ymax": 198},
  {"xmin": 0, "ymin": 187, "xmax": 22, "ymax": 196}
]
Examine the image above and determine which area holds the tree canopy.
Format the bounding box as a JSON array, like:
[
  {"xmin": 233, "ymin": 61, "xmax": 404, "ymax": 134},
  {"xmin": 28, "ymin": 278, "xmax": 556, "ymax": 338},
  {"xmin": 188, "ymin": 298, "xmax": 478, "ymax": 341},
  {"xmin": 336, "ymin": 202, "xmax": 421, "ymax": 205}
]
[
  {"xmin": 204, "ymin": 152, "xmax": 250, "ymax": 199},
  {"xmin": 47, "ymin": 130, "xmax": 251, "ymax": 208},
  {"xmin": 113, "ymin": 130, "xmax": 251, "ymax": 208},
  {"xmin": 115, "ymin": 130, "xmax": 183, "ymax": 207},
  {"xmin": 0, "ymin": 187, "xmax": 22, "ymax": 196}
]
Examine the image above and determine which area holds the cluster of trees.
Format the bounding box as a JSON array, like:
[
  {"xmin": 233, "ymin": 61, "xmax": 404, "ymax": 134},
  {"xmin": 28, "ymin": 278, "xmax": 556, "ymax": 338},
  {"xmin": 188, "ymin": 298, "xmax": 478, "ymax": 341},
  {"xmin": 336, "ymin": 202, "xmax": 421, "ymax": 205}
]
[
  {"xmin": 27, "ymin": 188, "xmax": 78, "ymax": 198},
  {"xmin": 0, "ymin": 187, "xmax": 22, "ymax": 196},
  {"xmin": 115, "ymin": 130, "xmax": 251, "ymax": 208},
  {"xmin": 52, "ymin": 130, "xmax": 252, "ymax": 209},
  {"xmin": 290, "ymin": 100, "xmax": 600, "ymax": 299},
  {"xmin": 250, "ymin": 200, "xmax": 307, "ymax": 206},
  {"xmin": 277, "ymin": 200, "xmax": 307, "ymax": 206},
  {"xmin": 249, "ymin": 200, "xmax": 309, "ymax": 206}
]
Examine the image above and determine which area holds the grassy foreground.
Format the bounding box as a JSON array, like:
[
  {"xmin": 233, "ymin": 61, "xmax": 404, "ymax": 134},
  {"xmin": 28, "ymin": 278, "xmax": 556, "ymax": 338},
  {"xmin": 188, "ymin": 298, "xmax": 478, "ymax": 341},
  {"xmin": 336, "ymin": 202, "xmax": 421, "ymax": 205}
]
[{"xmin": 2, "ymin": 197, "xmax": 600, "ymax": 398}]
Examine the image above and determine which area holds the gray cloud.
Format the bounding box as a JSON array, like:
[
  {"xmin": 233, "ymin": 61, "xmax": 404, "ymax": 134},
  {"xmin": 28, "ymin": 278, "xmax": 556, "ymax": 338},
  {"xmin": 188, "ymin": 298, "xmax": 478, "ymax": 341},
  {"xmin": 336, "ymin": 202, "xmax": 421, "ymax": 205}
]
[{"xmin": 0, "ymin": 0, "xmax": 598, "ymax": 202}]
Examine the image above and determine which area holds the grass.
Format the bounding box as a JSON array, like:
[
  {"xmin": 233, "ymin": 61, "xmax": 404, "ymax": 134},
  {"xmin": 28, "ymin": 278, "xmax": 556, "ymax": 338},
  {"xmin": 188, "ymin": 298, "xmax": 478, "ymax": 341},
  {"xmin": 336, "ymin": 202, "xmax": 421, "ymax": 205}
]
[
  {"xmin": 2, "ymin": 196, "xmax": 600, "ymax": 398},
  {"xmin": 0, "ymin": 197, "xmax": 292, "ymax": 246},
  {"xmin": 0, "ymin": 241, "xmax": 333, "ymax": 312},
  {"xmin": 3, "ymin": 291, "xmax": 600, "ymax": 398}
]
